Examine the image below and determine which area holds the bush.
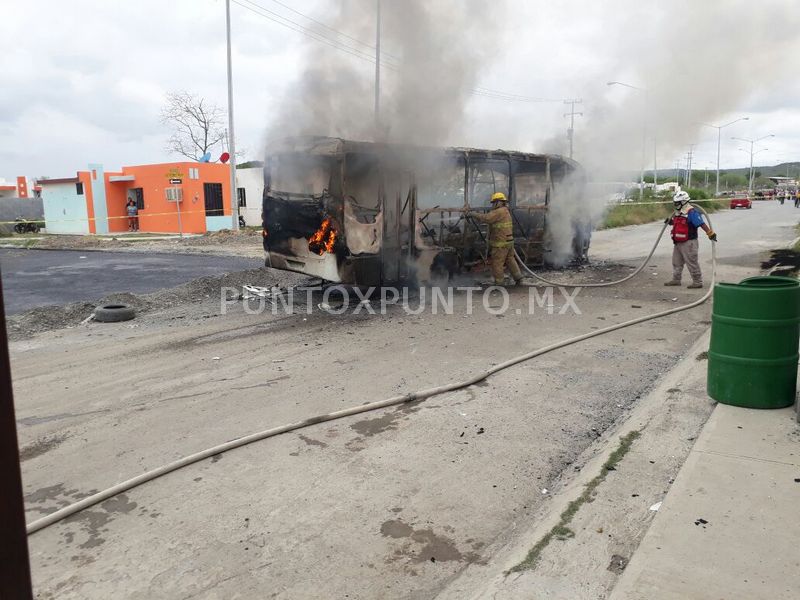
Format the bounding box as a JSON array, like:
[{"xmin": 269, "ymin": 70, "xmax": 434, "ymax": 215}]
[
  {"xmin": 601, "ymin": 202, "xmax": 673, "ymax": 228},
  {"xmin": 685, "ymin": 188, "xmax": 710, "ymax": 200}
]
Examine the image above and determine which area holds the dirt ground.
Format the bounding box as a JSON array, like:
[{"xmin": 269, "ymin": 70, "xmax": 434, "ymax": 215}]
[{"xmin": 11, "ymin": 228, "xmax": 266, "ymax": 258}]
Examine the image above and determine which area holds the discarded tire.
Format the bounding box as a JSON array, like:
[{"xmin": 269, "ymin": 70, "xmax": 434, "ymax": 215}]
[
  {"xmin": 708, "ymin": 276, "xmax": 800, "ymax": 409},
  {"xmin": 93, "ymin": 304, "xmax": 136, "ymax": 323}
]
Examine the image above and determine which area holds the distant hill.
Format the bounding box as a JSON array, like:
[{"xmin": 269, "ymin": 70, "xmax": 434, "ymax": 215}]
[
  {"xmin": 651, "ymin": 162, "xmax": 800, "ymax": 178},
  {"xmin": 646, "ymin": 162, "xmax": 800, "ymax": 189}
]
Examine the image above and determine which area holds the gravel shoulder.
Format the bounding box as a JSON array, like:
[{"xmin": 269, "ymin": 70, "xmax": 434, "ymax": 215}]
[{"xmin": 2, "ymin": 228, "xmax": 266, "ymax": 258}]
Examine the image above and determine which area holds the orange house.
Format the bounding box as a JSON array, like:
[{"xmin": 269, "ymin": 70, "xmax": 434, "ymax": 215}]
[
  {"xmin": 39, "ymin": 162, "xmax": 233, "ymax": 235},
  {"xmin": 105, "ymin": 162, "xmax": 233, "ymax": 234}
]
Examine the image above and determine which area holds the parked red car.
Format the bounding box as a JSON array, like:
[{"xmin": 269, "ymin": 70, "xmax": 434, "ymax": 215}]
[{"xmin": 730, "ymin": 196, "xmax": 752, "ymax": 209}]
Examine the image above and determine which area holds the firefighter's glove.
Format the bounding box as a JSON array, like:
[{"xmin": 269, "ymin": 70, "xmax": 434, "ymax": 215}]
[{"xmin": 707, "ymin": 230, "xmax": 717, "ymax": 242}]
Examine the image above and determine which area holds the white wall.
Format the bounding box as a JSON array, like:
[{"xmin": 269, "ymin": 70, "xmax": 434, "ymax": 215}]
[
  {"xmin": 236, "ymin": 167, "xmax": 264, "ymax": 227},
  {"xmin": 41, "ymin": 182, "xmax": 90, "ymax": 234}
]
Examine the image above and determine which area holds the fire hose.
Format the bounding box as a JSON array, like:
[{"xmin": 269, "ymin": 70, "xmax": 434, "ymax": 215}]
[{"xmin": 26, "ymin": 206, "xmax": 716, "ymax": 536}]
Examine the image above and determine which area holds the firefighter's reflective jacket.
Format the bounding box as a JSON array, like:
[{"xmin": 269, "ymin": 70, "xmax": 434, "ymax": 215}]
[{"xmin": 470, "ymin": 205, "xmax": 514, "ymax": 248}]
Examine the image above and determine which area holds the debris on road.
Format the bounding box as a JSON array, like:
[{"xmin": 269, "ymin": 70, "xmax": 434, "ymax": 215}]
[
  {"xmin": 649, "ymin": 501, "xmax": 662, "ymax": 512},
  {"xmin": 6, "ymin": 267, "xmax": 309, "ymax": 340},
  {"xmin": 93, "ymin": 304, "xmax": 136, "ymax": 323},
  {"xmin": 607, "ymin": 554, "xmax": 628, "ymax": 574}
]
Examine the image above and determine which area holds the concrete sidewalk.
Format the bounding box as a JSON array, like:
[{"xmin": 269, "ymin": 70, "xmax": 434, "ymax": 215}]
[{"xmin": 610, "ymin": 402, "xmax": 800, "ymax": 600}]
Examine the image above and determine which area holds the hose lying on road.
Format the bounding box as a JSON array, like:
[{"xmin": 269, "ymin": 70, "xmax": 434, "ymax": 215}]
[
  {"xmin": 516, "ymin": 219, "xmax": 671, "ymax": 287},
  {"xmin": 26, "ymin": 207, "xmax": 716, "ymax": 536}
]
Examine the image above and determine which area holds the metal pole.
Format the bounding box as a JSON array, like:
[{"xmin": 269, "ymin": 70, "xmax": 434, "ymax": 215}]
[
  {"xmin": 374, "ymin": 0, "xmax": 381, "ymax": 139},
  {"xmin": 639, "ymin": 93, "xmax": 647, "ymax": 200},
  {"xmin": 0, "ymin": 271, "xmax": 34, "ymax": 600},
  {"xmin": 749, "ymin": 141, "xmax": 754, "ymax": 195},
  {"xmin": 568, "ymin": 111, "xmax": 574, "ymax": 159},
  {"xmin": 225, "ymin": 0, "xmax": 239, "ymax": 231},
  {"xmin": 176, "ymin": 192, "xmax": 184, "ymax": 239},
  {"xmin": 715, "ymin": 127, "xmax": 722, "ymax": 197},
  {"xmin": 653, "ymin": 138, "xmax": 658, "ymax": 186},
  {"xmin": 563, "ymin": 100, "xmax": 582, "ymax": 160}
]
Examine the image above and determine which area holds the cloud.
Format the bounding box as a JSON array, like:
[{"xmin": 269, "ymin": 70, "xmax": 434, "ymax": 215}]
[{"xmin": 2, "ymin": 0, "xmax": 799, "ymax": 181}]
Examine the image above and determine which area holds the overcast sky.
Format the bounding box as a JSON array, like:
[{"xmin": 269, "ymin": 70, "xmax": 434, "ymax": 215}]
[{"xmin": 2, "ymin": 0, "xmax": 799, "ymax": 182}]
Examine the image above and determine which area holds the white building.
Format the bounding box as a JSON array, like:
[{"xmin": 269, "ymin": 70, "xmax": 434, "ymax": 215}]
[{"xmin": 236, "ymin": 167, "xmax": 264, "ymax": 227}]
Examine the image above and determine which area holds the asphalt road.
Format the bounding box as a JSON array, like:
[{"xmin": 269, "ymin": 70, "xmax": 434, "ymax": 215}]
[
  {"xmin": 11, "ymin": 202, "xmax": 799, "ymax": 599},
  {"xmin": 0, "ymin": 249, "xmax": 262, "ymax": 314}
]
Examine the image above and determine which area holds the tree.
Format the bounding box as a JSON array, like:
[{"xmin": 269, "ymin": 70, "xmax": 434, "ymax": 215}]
[{"xmin": 160, "ymin": 91, "xmax": 227, "ymax": 161}]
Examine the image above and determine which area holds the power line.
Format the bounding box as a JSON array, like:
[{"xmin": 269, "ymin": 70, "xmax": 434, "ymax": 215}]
[
  {"xmin": 264, "ymin": 0, "xmax": 401, "ymax": 61},
  {"xmin": 232, "ymin": 0, "xmax": 392, "ymax": 67},
  {"xmin": 234, "ymin": 0, "xmax": 569, "ymax": 105}
]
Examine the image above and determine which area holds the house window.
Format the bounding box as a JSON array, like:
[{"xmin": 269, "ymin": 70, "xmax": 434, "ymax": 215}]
[
  {"xmin": 76, "ymin": 182, "xmax": 84, "ymax": 195},
  {"xmin": 189, "ymin": 168, "xmax": 200, "ymax": 180},
  {"xmin": 131, "ymin": 187, "xmax": 144, "ymax": 210},
  {"xmin": 203, "ymin": 182, "xmax": 224, "ymax": 216},
  {"xmin": 237, "ymin": 187, "xmax": 246, "ymax": 207}
]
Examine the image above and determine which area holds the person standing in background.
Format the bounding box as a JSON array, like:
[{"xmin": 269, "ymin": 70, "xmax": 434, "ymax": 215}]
[{"xmin": 126, "ymin": 198, "xmax": 139, "ymax": 231}]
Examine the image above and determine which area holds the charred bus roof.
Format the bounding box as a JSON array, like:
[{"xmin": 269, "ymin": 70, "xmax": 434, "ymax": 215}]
[{"xmin": 266, "ymin": 135, "xmax": 581, "ymax": 172}]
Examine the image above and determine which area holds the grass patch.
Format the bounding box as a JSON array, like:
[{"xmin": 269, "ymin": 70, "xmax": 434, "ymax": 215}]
[
  {"xmin": 602, "ymin": 203, "xmax": 673, "ymax": 228},
  {"xmin": 508, "ymin": 430, "xmax": 641, "ymax": 573},
  {"xmin": 601, "ymin": 199, "xmax": 727, "ymax": 229}
]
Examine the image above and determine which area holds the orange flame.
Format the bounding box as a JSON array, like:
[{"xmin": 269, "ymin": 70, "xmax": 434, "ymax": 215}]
[{"xmin": 308, "ymin": 218, "xmax": 337, "ymax": 255}]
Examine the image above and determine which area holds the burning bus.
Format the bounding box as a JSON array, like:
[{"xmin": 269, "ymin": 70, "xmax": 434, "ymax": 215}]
[{"xmin": 262, "ymin": 136, "xmax": 588, "ymax": 286}]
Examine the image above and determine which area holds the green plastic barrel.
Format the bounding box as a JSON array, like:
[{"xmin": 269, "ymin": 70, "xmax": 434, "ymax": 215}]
[{"xmin": 707, "ymin": 276, "xmax": 800, "ymax": 408}]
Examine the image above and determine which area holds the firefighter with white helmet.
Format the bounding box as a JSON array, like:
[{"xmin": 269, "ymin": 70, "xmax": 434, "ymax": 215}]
[
  {"xmin": 467, "ymin": 192, "xmax": 524, "ymax": 285},
  {"xmin": 664, "ymin": 189, "xmax": 716, "ymax": 289}
]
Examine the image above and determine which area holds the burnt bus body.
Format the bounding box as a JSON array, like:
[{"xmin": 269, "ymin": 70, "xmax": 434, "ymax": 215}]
[{"xmin": 262, "ymin": 136, "xmax": 587, "ymax": 286}]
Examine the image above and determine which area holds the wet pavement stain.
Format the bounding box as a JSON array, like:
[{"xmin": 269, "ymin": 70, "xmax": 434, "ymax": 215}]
[
  {"xmin": 379, "ymin": 519, "xmax": 483, "ymax": 564},
  {"xmin": 381, "ymin": 519, "xmax": 414, "ymax": 538},
  {"xmin": 298, "ymin": 434, "xmax": 328, "ymax": 448},
  {"xmin": 395, "ymin": 400, "xmax": 425, "ymax": 415},
  {"xmin": 351, "ymin": 412, "xmax": 402, "ymax": 437},
  {"xmin": 19, "ymin": 433, "xmax": 68, "ymax": 462},
  {"xmin": 762, "ymin": 249, "xmax": 800, "ymax": 277},
  {"xmin": 25, "ymin": 483, "xmax": 100, "ymax": 516},
  {"xmin": 62, "ymin": 493, "xmax": 138, "ymax": 550},
  {"xmin": 17, "ymin": 409, "xmax": 110, "ymax": 427}
]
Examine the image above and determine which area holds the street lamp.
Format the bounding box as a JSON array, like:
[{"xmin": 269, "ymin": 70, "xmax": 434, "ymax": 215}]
[
  {"xmin": 607, "ymin": 81, "xmax": 648, "ymax": 200},
  {"xmin": 737, "ymin": 147, "xmax": 769, "ymax": 195},
  {"xmin": 733, "ymin": 134, "xmax": 775, "ymax": 195},
  {"xmin": 700, "ymin": 117, "xmax": 748, "ymax": 197}
]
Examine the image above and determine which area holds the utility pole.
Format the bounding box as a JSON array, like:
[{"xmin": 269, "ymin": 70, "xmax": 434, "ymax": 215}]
[
  {"xmin": 653, "ymin": 139, "xmax": 658, "ymax": 186},
  {"xmin": 225, "ymin": 0, "xmax": 239, "ymax": 231},
  {"xmin": 733, "ymin": 134, "xmax": 775, "ymax": 196},
  {"xmin": 675, "ymin": 159, "xmax": 681, "ymax": 186},
  {"xmin": 374, "ymin": 0, "xmax": 381, "ymax": 140},
  {"xmin": 686, "ymin": 144, "xmax": 696, "ymax": 188},
  {"xmin": 563, "ymin": 99, "xmax": 583, "ymax": 159}
]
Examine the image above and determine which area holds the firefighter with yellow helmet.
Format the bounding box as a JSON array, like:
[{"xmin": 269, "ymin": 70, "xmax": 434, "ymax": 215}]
[{"xmin": 467, "ymin": 192, "xmax": 524, "ymax": 285}]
